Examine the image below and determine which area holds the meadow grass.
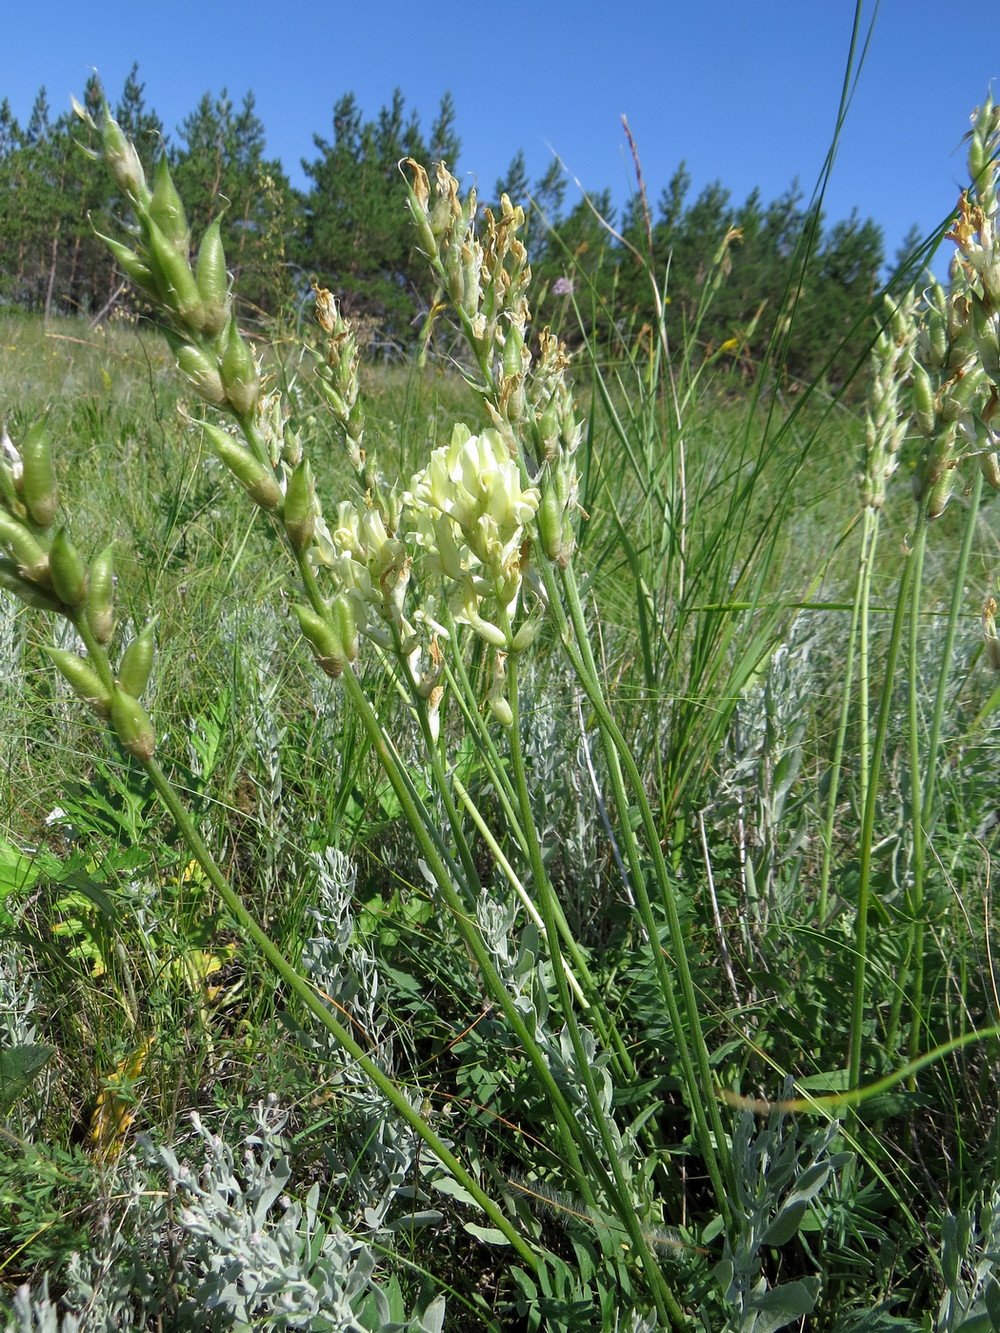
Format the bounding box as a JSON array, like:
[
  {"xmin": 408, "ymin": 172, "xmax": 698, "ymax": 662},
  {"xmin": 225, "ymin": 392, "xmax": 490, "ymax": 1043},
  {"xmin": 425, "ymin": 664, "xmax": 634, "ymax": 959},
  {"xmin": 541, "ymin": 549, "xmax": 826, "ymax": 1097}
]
[{"xmin": 1, "ymin": 101, "xmax": 1000, "ymax": 1333}]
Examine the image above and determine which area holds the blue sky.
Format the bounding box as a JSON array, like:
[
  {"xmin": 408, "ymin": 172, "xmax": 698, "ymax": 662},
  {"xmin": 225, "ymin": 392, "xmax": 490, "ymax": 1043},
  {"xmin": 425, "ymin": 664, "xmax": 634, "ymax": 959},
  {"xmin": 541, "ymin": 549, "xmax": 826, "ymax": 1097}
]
[{"xmin": 4, "ymin": 1, "xmax": 999, "ymax": 277}]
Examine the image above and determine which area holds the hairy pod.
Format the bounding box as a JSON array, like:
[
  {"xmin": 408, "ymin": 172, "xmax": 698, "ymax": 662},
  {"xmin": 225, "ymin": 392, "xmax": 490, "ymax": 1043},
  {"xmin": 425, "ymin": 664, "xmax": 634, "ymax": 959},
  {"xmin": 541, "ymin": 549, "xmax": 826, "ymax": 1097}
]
[
  {"xmin": 110, "ymin": 689, "xmax": 156, "ymax": 760},
  {"xmin": 195, "ymin": 220, "xmax": 231, "ymax": 338},
  {"xmin": 164, "ymin": 331, "xmax": 227, "ymax": 407},
  {"xmin": 49, "ymin": 528, "xmax": 88, "ymax": 606},
  {"xmin": 202, "ymin": 423, "xmax": 282, "ymax": 510},
  {"xmin": 99, "ymin": 112, "xmax": 149, "ymax": 207},
  {"xmin": 149, "ymin": 156, "xmax": 190, "ymax": 255},
  {"xmin": 43, "ymin": 647, "xmax": 112, "ymax": 718},
  {"xmin": 117, "ymin": 625, "xmax": 156, "ymax": 699},
  {"xmin": 283, "ymin": 459, "xmax": 316, "ymax": 551},
  {"xmin": 143, "ymin": 215, "xmax": 205, "ymax": 330},
  {"xmin": 294, "ymin": 604, "xmax": 345, "ymax": 679},
  {"xmin": 0, "ymin": 558, "xmax": 61, "ymax": 611},
  {"xmin": 220, "ymin": 319, "xmax": 260, "ymax": 418},
  {"xmin": 0, "ymin": 509, "xmax": 51, "ymax": 585},
  {"xmin": 20, "ymin": 419, "xmax": 58, "ymax": 527},
  {"xmin": 86, "ymin": 545, "xmax": 116, "ymax": 644},
  {"xmin": 331, "ymin": 593, "xmax": 359, "ymax": 663},
  {"xmin": 95, "ymin": 231, "xmax": 160, "ymax": 300}
]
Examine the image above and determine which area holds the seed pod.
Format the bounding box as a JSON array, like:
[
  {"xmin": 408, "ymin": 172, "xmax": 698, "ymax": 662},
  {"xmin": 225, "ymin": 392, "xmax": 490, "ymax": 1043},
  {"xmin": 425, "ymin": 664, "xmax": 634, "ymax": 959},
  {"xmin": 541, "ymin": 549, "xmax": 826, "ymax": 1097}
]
[
  {"xmin": 283, "ymin": 459, "xmax": 315, "ymax": 551},
  {"xmin": 537, "ymin": 482, "xmax": 564, "ymax": 563},
  {"xmin": 0, "ymin": 558, "xmax": 61, "ymax": 611},
  {"xmin": 20, "ymin": 419, "xmax": 58, "ymax": 527},
  {"xmin": 43, "ymin": 647, "xmax": 112, "ymax": 718},
  {"xmin": 202, "ymin": 422, "xmax": 282, "ymax": 510},
  {"xmin": 164, "ymin": 331, "xmax": 227, "ymax": 407},
  {"xmin": 910, "ymin": 363, "xmax": 937, "ymax": 437},
  {"xmin": 86, "ymin": 545, "xmax": 116, "ymax": 644},
  {"xmin": 117, "ymin": 625, "xmax": 155, "ymax": 699},
  {"xmin": 149, "ymin": 155, "xmax": 190, "ymax": 255},
  {"xmin": 110, "ymin": 689, "xmax": 156, "ymax": 760},
  {"xmin": 93, "ymin": 230, "xmax": 160, "ymax": 300},
  {"xmin": 49, "ymin": 527, "xmax": 88, "ymax": 606},
  {"xmin": 99, "ymin": 112, "xmax": 149, "ymax": 207},
  {"xmin": 195, "ymin": 220, "xmax": 231, "ymax": 338},
  {"xmin": 980, "ymin": 449, "xmax": 1000, "ymax": 492},
  {"xmin": 220, "ymin": 319, "xmax": 260, "ymax": 418},
  {"xmin": 143, "ymin": 215, "xmax": 204, "ymax": 330},
  {"xmin": 294, "ymin": 604, "xmax": 345, "ymax": 679},
  {"xmin": 0, "ymin": 509, "xmax": 50, "ymax": 585},
  {"xmin": 925, "ymin": 466, "xmax": 955, "ymax": 520},
  {"xmin": 331, "ymin": 593, "xmax": 359, "ymax": 663},
  {"xmin": 0, "ymin": 456, "xmax": 26, "ymax": 521}
]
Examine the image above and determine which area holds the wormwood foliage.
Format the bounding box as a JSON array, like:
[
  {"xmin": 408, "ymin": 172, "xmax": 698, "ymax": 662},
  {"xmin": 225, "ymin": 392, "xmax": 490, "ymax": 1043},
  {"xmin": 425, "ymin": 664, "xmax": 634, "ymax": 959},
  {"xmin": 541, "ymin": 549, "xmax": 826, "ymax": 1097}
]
[{"xmin": 4, "ymin": 78, "xmax": 1000, "ymax": 1333}]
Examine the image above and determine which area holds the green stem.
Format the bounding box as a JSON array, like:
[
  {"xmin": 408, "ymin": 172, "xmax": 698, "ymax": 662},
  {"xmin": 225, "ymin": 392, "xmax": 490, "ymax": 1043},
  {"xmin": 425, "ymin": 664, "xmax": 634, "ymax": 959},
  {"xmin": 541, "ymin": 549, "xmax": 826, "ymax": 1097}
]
[
  {"xmin": 137, "ymin": 752, "xmax": 539, "ymax": 1268},
  {"xmin": 848, "ymin": 521, "xmax": 921, "ymax": 1094},
  {"xmin": 556, "ymin": 561, "xmax": 735, "ymax": 1218},
  {"xmin": 504, "ymin": 648, "xmax": 683, "ymax": 1331},
  {"xmin": 818, "ymin": 506, "xmax": 877, "ymax": 923}
]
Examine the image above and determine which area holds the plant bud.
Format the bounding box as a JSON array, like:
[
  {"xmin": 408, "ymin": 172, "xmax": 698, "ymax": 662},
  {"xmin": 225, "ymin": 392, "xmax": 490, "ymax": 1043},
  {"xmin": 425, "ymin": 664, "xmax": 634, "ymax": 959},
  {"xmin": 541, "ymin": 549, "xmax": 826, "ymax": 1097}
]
[
  {"xmin": 49, "ymin": 528, "xmax": 88, "ymax": 606},
  {"xmin": 220, "ymin": 320, "xmax": 260, "ymax": 418},
  {"xmin": 20, "ymin": 419, "xmax": 58, "ymax": 527},
  {"xmin": 43, "ymin": 647, "xmax": 112, "ymax": 718},
  {"xmin": 202, "ymin": 423, "xmax": 282, "ymax": 510},
  {"xmin": 294, "ymin": 604, "xmax": 345, "ymax": 678},
  {"xmin": 86, "ymin": 545, "xmax": 116, "ymax": 643},
  {"xmin": 0, "ymin": 558, "xmax": 61, "ymax": 611},
  {"xmin": 283, "ymin": 459, "xmax": 316, "ymax": 551},
  {"xmin": 149, "ymin": 156, "xmax": 190, "ymax": 255},
  {"xmin": 195, "ymin": 220, "xmax": 231, "ymax": 338},
  {"xmin": 0, "ymin": 509, "xmax": 50, "ymax": 585},
  {"xmin": 117, "ymin": 625, "xmax": 156, "ymax": 699},
  {"xmin": 110, "ymin": 689, "xmax": 156, "ymax": 760}
]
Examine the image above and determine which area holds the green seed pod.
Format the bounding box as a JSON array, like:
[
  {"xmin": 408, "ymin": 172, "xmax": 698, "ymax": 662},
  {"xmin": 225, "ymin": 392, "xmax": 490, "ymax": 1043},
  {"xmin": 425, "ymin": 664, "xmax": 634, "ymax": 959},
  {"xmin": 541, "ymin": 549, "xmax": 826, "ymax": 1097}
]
[
  {"xmin": 143, "ymin": 215, "xmax": 204, "ymax": 330},
  {"xmin": 86, "ymin": 545, "xmax": 116, "ymax": 644},
  {"xmin": 910, "ymin": 363, "xmax": 937, "ymax": 437},
  {"xmin": 20, "ymin": 419, "xmax": 58, "ymax": 527},
  {"xmin": 294, "ymin": 604, "xmax": 345, "ymax": 679},
  {"xmin": 980, "ymin": 449, "xmax": 1000, "ymax": 492},
  {"xmin": 99, "ymin": 112, "xmax": 149, "ymax": 207},
  {"xmin": 331, "ymin": 593, "xmax": 359, "ymax": 663},
  {"xmin": 202, "ymin": 422, "xmax": 282, "ymax": 510},
  {"xmin": 149, "ymin": 155, "xmax": 190, "ymax": 255},
  {"xmin": 0, "ymin": 558, "xmax": 61, "ymax": 611},
  {"xmin": 43, "ymin": 647, "xmax": 112, "ymax": 718},
  {"xmin": 117, "ymin": 625, "xmax": 156, "ymax": 699},
  {"xmin": 164, "ymin": 331, "xmax": 227, "ymax": 407},
  {"xmin": 220, "ymin": 320, "xmax": 260, "ymax": 418},
  {"xmin": 110, "ymin": 689, "xmax": 156, "ymax": 761},
  {"xmin": 283, "ymin": 459, "xmax": 315, "ymax": 551},
  {"xmin": 925, "ymin": 467, "xmax": 955, "ymax": 520},
  {"xmin": 0, "ymin": 455, "xmax": 26, "ymax": 521},
  {"xmin": 49, "ymin": 527, "xmax": 88, "ymax": 606},
  {"xmin": 0, "ymin": 509, "xmax": 50, "ymax": 584},
  {"xmin": 502, "ymin": 321, "xmax": 525, "ymax": 382},
  {"xmin": 194, "ymin": 220, "xmax": 231, "ymax": 338},
  {"xmin": 537, "ymin": 483, "xmax": 564, "ymax": 562},
  {"xmin": 94, "ymin": 230, "xmax": 160, "ymax": 299}
]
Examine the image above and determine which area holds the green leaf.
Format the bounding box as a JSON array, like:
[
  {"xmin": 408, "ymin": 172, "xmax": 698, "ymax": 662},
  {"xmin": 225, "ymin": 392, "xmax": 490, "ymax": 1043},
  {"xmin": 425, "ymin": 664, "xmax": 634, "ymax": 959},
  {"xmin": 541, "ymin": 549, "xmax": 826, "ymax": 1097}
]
[
  {"xmin": 463, "ymin": 1222, "xmax": 510, "ymax": 1246},
  {"xmin": 761, "ymin": 1199, "xmax": 808, "ymax": 1246},
  {"xmin": 0, "ymin": 1044, "xmax": 54, "ymax": 1110}
]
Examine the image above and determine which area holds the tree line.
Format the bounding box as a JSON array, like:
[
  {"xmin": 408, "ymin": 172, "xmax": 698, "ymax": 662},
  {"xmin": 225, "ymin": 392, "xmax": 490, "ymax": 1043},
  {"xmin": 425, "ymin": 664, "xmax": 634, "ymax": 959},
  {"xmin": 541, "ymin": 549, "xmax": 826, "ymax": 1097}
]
[{"xmin": 1, "ymin": 67, "xmax": 902, "ymax": 388}]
